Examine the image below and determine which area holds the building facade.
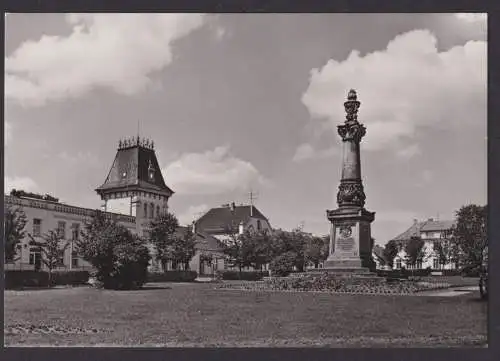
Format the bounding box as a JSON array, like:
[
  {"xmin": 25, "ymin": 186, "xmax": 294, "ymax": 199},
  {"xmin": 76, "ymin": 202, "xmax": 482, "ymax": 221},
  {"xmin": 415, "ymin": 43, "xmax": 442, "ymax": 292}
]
[
  {"xmin": 5, "ymin": 136, "xmax": 223, "ymax": 276},
  {"xmin": 383, "ymin": 218, "xmax": 457, "ymax": 270}
]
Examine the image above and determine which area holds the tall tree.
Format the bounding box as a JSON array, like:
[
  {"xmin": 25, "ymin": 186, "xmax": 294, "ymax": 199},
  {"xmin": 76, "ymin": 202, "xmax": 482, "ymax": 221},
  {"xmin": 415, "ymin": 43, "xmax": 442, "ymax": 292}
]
[
  {"xmin": 222, "ymin": 226, "xmax": 246, "ymax": 272},
  {"xmin": 240, "ymin": 230, "xmax": 273, "ymax": 270},
  {"xmin": 451, "ymin": 204, "xmax": 487, "ymax": 268},
  {"xmin": 173, "ymin": 227, "xmax": 197, "ymax": 270},
  {"xmin": 404, "ymin": 236, "xmax": 426, "ymax": 269},
  {"xmin": 148, "ymin": 212, "xmax": 179, "ymax": 269},
  {"xmin": 4, "ymin": 205, "xmax": 27, "ymax": 263},
  {"xmin": 304, "ymin": 235, "xmax": 329, "ymax": 268},
  {"xmin": 270, "ymin": 229, "xmax": 308, "ymax": 271},
  {"xmin": 432, "ymin": 237, "xmax": 458, "ymax": 269},
  {"xmin": 383, "ymin": 239, "xmax": 400, "ymax": 269},
  {"xmin": 28, "ymin": 230, "xmax": 69, "ymax": 286}
]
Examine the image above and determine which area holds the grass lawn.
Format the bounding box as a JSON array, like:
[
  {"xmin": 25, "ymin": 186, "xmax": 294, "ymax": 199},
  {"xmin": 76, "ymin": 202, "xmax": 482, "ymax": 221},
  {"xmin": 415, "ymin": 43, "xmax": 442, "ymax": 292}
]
[{"xmin": 4, "ymin": 281, "xmax": 487, "ymax": 347}]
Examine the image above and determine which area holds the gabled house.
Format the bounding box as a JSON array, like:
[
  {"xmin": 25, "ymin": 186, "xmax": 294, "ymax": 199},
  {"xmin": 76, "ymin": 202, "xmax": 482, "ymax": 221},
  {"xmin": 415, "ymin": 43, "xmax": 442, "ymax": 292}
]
[
  {"xmin": 193, "ymin": 203, "xmax": 273, "ymax": 272},
  {"xmin": 390, "ymin": 218, "xmax": 456, "ymax": 270},
  {"xmin": 194, "ymin": 202, "xmax": 272, "ymax": 243}
]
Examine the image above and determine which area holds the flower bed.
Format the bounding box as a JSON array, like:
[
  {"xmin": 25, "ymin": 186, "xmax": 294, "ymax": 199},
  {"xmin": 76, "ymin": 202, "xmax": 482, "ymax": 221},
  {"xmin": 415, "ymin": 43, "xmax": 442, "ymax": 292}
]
[{"xmin": 218, "ymin": 273, "xmax": 451, "ymax": 295}]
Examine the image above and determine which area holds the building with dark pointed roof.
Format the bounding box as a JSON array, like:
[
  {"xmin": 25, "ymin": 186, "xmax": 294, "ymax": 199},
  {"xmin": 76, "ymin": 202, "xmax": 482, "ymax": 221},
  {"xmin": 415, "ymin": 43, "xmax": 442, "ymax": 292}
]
[
  {"xmin": 96, "ymin": 136, "xmax": 173, "ymax": 197},
  {"xmin": 194, "ymin": 202, "xmax": 272, "ymax": 240}
]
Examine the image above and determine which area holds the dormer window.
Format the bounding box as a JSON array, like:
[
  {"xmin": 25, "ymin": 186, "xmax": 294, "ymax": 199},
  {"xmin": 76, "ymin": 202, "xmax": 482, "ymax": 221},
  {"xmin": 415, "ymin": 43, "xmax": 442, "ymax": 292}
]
[{"xmin": 148, "ymin": 159, "xmax": 155, "ymax": 182}]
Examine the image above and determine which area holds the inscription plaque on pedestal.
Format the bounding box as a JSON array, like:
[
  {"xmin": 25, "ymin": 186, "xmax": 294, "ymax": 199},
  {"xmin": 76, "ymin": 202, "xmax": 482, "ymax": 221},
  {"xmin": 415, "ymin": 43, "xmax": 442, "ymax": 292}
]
[{"xmin": 334, "ymin": 224, "xmax": 358, "ymax": 257}]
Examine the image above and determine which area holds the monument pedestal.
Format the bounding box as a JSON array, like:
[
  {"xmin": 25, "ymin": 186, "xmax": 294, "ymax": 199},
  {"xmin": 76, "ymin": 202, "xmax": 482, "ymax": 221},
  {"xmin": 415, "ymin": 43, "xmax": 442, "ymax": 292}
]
[{"xmin": 324, "ymin": 206, "xmax": 375, "ymax": 272}]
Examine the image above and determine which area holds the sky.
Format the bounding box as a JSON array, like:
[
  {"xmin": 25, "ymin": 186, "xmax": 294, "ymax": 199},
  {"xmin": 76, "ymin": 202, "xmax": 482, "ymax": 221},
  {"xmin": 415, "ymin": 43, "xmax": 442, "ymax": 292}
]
[{"xmin": 4, "ymin": 13, "xmax": 487, "ymax": 244}]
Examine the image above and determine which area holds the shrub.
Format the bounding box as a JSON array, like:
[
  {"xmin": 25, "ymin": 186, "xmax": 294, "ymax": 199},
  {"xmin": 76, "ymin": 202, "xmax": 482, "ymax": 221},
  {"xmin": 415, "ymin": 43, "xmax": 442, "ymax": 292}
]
[
  {"xmin": 269, "ymin": 251, "xmax": 296, "ymax": 277},
  {"xmin": 4, "ymin": 270, "xmax": 91, "ymax": 289},
  {"xmin": 441, "ymin": 269, "xmax": 462, "ymax": 276},
  {"xmin": 51, "ymin": 271, "xmax": 90, "ymax": 286},
  {"xmin": 5, "ymin": 270, "xmax": 49, "ymax": 289},
  {"xmin": 78, "ymin": 213, "xmax": 151, "ymax": 290},
  {"xmin": 215, "ymin": 270, "xmax": 267, "ymax": 281},
  {"xmin": 148, "ymin": 270, "xmax": 198, "ymax": 283}
]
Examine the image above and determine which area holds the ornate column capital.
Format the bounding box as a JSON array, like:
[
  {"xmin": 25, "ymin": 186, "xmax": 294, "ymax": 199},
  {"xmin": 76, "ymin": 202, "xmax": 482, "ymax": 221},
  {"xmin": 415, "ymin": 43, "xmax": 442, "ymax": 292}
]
[
  {"xmin": 337, "ymin": 122, "xmax": 366, "ymax": 142},
  {"xmin": 338, "ymin": 89, "xmax": 366, "ymax": 143},
  {"xmin": 336, "ymin": 180, "xmax": 366, "ymax": 208}
]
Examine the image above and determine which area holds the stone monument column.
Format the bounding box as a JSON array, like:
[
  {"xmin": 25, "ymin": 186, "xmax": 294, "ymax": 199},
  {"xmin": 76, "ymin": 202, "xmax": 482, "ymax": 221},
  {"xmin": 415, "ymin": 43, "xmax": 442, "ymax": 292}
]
[{"xmin": 324, "ymin": 89, "xmax": 375, "ymax": 272}]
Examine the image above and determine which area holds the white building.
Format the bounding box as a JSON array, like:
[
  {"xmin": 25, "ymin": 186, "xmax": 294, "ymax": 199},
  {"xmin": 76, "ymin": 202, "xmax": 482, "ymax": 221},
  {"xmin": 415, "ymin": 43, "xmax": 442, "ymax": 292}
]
[{"xmin": 386, "ymin": 218, "xmax": 457, "ymax": 270}]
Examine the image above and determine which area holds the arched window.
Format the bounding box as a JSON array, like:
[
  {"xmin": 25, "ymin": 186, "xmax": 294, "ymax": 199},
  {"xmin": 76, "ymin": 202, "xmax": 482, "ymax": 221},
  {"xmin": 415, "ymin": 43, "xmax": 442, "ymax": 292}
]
[
  {"xmin": 156, "ymin": 205, "xmax": 160, "ymax": 217},
  {"xmin": 143, "ymin": 203, "xmax": 148, "ymax": 218},
  {"xmin": 150, "ymin": 203, "xmax": 155, "ymax": 219}
]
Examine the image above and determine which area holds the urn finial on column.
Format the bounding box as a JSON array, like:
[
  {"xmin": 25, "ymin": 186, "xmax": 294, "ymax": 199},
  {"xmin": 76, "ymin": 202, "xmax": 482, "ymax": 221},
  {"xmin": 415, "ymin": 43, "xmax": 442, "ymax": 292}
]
[{"xmin": 344, "ymin": 88, "xmax": 361, "ymax": 124}]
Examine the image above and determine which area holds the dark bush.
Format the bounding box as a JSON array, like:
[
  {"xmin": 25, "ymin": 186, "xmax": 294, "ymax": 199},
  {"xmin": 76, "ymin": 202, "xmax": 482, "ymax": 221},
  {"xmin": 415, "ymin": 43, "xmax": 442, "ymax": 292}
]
[
  {"xmin": 269, "ymin": 251, "xmax": 296, "ymax": 277},
  {"xmin": 459, "ymin": 265, "xmax": 481, "ymax": 277},
  {"xmin": 375, "ymin": 269, "xmax": 408, "ymax": 279},
  {"xmin": 215, "ymin": 270, "xmax": 267, "ymax": 281},
  {"xmin": 51, "ymin": 271, "xmax": 90, "ymax": 286},
  {"xmin": 148, "ymin": 270, "xmax": 198, "ymax": 283},
  {"xmin": 5, "ymin": 270, "xmax": 91, "ymax": 289},
  {"xmin": 5, "ymin": 270, "xmax": 49, "ymax": 289}
]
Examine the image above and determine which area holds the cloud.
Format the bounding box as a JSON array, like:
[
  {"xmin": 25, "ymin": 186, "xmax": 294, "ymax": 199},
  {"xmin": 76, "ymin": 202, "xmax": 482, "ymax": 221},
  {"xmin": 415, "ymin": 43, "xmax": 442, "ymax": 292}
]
[
  {"xmin": 301, "ymin": 29, "xmax": 486, "ymax": 153},
  {"xmin": 396, "ymin": 144, "xmax": 421, "ymax": 160},
  {"xmin": 414, "ymin": 169, "xmax": 434, "ymax": 187},
  {"xmin": 5, "ymin": 14, "xmax": 206, "ymax": 106},
  {"xmin": 5, "ymin": 176, "xmax": 39, "ymax": 193},
  {"xmin": 57, "ymin": 151, "xmax": 100, "ymax": 167},
  {"xmin": 292, "ymin": 143, "xmax": 338, "ymax": 162},
  {"xmin": 163, "ymin": 146, "xmax": 269, "ymax": 195},
  {"xmin": 177, "ymin": 204, "xmax": 210, "ymax": 225}
]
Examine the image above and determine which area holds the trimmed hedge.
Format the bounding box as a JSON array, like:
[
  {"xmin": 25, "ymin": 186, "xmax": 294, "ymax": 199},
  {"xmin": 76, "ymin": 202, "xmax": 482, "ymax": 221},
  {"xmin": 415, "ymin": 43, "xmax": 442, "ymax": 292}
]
[
  {"xmin": 51, "ymin": 271, "xmax": 90, "ymax": 285},
  {"xmin": 376, "ymin": 268, "xmax": 434, "ymax": 279},
  {"xmin": 5, "ymin": 270, "xmax": 90, "ymax": 289},
  {"xmin": 216, "ymin": 270, "xmax": 267, "ymax": 281},
  {"xmin": 148, "ymin": 270, "xmax": 197, "ymax": 283}
]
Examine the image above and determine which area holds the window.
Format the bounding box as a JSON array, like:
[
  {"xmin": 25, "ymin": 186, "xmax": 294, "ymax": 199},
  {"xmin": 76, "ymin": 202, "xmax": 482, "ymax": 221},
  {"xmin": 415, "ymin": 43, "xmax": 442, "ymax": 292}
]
[
  {"xmin": 396, "ymin": 259, "xmax": 402, "ymax": 269},
  {"xmin": 29, "ymin": 247, "xmax": 42, "ymax": 267},
  {"xmin": 433, "ymin": 258, "xmax": 440, "ymax": 270},
  {"xmin": 257, "ymin": 220, "xmax": 262, "ymax": 231},
  {"xmin": 416, "ymin": 261, "xmax": 423, "ymax": 269},
  {"xmin": 33, "ymin": 218, "xmax": 42, "ymax": 237},
  {"xmin": 156, "ymin": 205, "xmax": 160, "ymax": 218},
  {"xmin": 57, "ymin": 221, "xmax": 66, "ymax": 238},
  {"xmin": 150, "ymin": 203, "xmax": 154, "ymax": 219},
  {"xmin": 58, "ymin": 251, "xmax": 65, "ymax": 266},
  {"xmin": 144, "ymin": 203, "xmax": 148, "ymax": 218},
  {"xmin": 71, "ymin": 251, "xmax": 79, "ymax": 267},
  {"xmin": 71, "ymin": 223, "xmax": 80, "ymax": 240}
]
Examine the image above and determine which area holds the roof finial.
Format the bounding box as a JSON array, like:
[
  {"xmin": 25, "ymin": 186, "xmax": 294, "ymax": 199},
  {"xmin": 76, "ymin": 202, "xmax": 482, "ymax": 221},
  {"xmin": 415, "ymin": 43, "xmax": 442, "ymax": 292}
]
[{"xmin": 118, "ymin": 139, "xmax": 122, "ymax": 149}]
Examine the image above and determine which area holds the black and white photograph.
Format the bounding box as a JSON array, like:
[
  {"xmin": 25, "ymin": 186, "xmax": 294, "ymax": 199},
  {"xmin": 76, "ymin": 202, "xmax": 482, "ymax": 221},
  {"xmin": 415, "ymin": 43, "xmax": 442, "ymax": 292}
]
[{"xmin": 3, "ymin": 12, "xmax": 488, "ymax": 347}]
